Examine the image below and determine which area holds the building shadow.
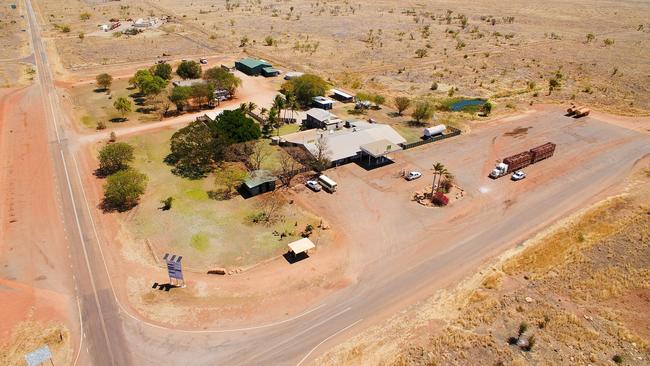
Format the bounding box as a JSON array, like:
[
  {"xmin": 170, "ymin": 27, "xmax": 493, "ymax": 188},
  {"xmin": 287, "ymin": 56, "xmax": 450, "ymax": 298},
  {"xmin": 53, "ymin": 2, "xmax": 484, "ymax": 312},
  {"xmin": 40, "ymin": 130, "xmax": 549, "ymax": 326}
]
[
  {"xmin": 283, "ymin": 251, "xmax": 309, "ymax": 264},
  {"xmin": 354, "ymin": 158, "xmax": 395, "ymax": 171}
]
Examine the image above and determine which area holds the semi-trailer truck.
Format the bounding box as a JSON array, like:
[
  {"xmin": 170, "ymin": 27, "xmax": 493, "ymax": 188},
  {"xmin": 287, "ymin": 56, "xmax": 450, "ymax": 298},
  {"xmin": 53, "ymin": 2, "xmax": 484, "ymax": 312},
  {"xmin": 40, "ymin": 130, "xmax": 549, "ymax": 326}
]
[{"xmin": 490, "ymin": 142, "xmax": 556, "ymax": 178}]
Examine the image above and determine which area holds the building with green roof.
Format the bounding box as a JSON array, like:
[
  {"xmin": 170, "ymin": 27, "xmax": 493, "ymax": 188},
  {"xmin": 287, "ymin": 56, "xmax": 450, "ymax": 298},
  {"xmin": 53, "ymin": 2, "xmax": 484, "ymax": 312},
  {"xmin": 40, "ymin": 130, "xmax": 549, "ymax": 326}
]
[
  {"xmin": 235, "ymin": 58, "xmax": 272, "ymax": 76},
  {"xmin": 241, "ymin": 170, "xmax": 277, "ymax": 197}
]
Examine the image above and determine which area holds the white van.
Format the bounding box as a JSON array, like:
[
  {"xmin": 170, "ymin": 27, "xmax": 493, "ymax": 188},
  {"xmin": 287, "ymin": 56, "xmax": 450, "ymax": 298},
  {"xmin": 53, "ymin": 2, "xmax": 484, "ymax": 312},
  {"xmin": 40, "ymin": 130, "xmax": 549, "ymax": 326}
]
[{"xmin": 318, "ymin": 175, "xmax": 337, "ymax": 193}]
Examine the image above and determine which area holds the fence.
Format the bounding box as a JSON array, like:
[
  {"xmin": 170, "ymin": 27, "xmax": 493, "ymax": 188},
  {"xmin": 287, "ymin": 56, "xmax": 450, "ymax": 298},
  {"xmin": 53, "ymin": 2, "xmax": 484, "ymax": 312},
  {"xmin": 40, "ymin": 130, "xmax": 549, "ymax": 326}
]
[{"xmin": 399, "ymin": 126, "xmax": 461, "ymax": 150}]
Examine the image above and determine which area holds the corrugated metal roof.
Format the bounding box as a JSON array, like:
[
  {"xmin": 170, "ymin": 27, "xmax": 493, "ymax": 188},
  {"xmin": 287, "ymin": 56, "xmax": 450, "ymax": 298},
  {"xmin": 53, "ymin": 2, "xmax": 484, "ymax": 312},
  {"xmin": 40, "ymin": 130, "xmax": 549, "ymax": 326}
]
[
  {"xmin": 306, "ymin": 108, "xmax": 334, "ymax": 121},
  {"xmin": 237, "ymin": 58, "xmax": 272, "ymax": 69},
  {"xmin": 244, "ymin": 170, "xmax": 276, "ymax": 188},
  {"xmin": 288, "ymin": 238, "xmax": 315, "ymax": 254}
]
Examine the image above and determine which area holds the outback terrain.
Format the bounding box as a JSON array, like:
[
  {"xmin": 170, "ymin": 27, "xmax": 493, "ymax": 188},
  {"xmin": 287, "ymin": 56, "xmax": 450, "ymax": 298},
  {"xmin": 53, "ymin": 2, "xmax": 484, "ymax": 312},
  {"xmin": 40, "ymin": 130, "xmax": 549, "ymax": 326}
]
[{"xmin": 0, "ymin": 0, "xmax": 648, "ymax": 365}]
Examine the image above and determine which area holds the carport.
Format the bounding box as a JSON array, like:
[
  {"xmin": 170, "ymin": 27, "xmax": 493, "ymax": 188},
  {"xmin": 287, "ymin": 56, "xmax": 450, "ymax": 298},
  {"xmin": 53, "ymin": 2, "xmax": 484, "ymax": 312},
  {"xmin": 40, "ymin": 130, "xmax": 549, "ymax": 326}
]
[
  {"xmin": 359, "ymin": 139, "xmax": 402, "ymax": 167},
  {"xmin": 287, "ymin": 238, "xmax": 315, "ymax": 262}
]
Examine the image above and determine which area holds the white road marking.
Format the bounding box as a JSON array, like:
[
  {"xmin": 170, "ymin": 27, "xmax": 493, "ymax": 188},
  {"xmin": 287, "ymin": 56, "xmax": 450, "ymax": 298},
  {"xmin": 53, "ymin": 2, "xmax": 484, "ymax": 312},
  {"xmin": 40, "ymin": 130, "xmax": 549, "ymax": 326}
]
[
  {"xmin": 60, "ymin": 149, "xmax": 116, "ymax": 365},
  {"xmin": 296, "ymin": 319, "xmax": 364, "ymax": 366}
]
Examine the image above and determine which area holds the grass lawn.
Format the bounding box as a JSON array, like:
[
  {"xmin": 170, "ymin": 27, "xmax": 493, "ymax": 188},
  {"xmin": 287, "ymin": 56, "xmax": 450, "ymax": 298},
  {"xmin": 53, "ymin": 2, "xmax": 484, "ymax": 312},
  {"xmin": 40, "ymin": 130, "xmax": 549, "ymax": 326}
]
[
  {"xmin": 68, "ymin": 78, "xmax": 160, "ymax": 130},
  {"xmin": 277, "ymin": 123, "xmax": 301, "ymax": 136},
  {"xmin": 123, "ymin": 130, "xmax": 321, "ymax": 270}
]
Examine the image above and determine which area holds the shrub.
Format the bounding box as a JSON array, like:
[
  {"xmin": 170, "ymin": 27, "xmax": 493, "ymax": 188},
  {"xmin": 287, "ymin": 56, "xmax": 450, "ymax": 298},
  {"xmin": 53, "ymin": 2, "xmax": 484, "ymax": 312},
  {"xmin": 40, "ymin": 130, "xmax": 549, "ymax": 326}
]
[
  {"xmin": 96, "ymin": 121, "xmax": 107, "ymax": 130},
  {"xmin": 301, "ymin": 224, "xmax": 314, "ymax": 237},
  {"xmin": 160, "ymin": 196, "xmax": 173, "ymax": 210},
  {"xmin": 176, "ymin": 60, "xmax": 202, "ymax": 79},
  {"xmin": 612, "ymin": 355, "xmax": 623, "ymax": 364},
  {"xmin": 440, "ymin": 179, "xmax": 453, "ymax": 193},
  {"xmin": 431, "ymin": 191, "xmax": 449, "ymax": 206}
]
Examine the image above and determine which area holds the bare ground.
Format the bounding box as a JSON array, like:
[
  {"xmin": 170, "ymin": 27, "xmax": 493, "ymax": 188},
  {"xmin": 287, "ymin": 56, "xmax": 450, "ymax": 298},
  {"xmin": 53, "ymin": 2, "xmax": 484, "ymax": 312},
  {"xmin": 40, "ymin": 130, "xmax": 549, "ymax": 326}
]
[{"xmin": 317, "ymin": 163, "xmax": 650, "ymax": 365}]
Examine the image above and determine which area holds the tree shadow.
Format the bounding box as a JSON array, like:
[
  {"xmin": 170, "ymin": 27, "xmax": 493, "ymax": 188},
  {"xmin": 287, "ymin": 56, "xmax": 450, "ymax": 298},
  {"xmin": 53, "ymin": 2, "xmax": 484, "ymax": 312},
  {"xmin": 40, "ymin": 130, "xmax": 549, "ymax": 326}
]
[
  {"xmin": 136, "ymin": 106, "xmax": 156, "ymax": 114},
  {"xmin": 93, "ymin": 88, "xmax": 108, "ymax": 93},
  {"xmin": 98, "ymin": 199, "xmax": 137, "ymax": 213},
  {"xmin": 109, "ymin": 117, "xmax": 128, "ymax": 123},
  {"xmin": 407, "ymin": 120, "xmax": 427, "ymax": 127},
  {"xmin": 387, "ymin": 111, "xmax": 401, "ymax": 118}
]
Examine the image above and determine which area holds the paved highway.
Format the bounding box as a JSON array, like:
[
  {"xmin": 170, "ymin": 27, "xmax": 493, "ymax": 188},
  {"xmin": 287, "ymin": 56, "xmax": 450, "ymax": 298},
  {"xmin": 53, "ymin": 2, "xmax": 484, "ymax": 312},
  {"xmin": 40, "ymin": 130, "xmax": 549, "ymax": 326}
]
[{"xmin": 21, "ymin": 0, "xmax": 650, "ymax": 365}]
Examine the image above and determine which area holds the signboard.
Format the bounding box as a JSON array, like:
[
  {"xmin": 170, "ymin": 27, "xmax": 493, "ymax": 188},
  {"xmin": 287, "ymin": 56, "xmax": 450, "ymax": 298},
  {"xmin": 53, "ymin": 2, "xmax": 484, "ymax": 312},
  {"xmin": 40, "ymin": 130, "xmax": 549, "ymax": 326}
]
[
  {"xmin": 25, "ymin": 345, "xmax": 53, "ymax": 366},
  {"xmin": 163, "ymin": 253, "xmax": 184, "ymax": 287}
]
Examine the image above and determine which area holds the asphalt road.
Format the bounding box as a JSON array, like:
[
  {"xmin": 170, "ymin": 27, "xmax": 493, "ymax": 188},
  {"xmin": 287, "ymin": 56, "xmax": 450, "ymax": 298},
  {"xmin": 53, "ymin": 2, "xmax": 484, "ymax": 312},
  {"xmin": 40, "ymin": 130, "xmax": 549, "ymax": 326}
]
[{"xmin": 21, "ymin": 0, "xmax": 650, "ymax": 365}]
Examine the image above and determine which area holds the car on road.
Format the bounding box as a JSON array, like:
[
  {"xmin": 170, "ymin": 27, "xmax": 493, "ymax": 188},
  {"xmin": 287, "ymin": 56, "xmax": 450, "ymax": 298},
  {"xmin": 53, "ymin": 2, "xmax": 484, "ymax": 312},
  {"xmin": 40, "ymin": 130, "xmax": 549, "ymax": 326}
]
[
  {"xmin": 511, "ymin": 170, "xmax": 526, "ymax": 181},
  {"xmin": 306, "ymin": 180, "xmax": 322, "ymax": 192},
  {"xmin": 199, "ymin": 58, "xmax": 208, "ymax": 64},
  {"xmin": 405, "ymin": 171, "xmax": 422, "ymax": 181}
]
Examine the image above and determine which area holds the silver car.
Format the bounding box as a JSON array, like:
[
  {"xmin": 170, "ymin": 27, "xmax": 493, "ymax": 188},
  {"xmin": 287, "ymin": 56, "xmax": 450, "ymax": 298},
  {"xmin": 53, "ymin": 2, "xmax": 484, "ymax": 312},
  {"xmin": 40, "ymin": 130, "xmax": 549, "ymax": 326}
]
[
  {"xmin": 405, "ymin": 171, "xmax": 422, "ymax": 181},
  {"xmin": 306, "ymin": 180, "xmax": 322, "ymax": 192},
  {"xmin": 511, "ymin": 170, "xmax": 526, "ymax": 181}
]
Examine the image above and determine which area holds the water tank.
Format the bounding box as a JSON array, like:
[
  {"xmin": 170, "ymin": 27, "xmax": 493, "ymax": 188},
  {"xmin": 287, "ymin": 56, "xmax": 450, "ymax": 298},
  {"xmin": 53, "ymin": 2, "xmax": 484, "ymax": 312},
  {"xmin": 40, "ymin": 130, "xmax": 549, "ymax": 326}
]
[{"xmin": 423, "ymin": 124, "xmax": 446, "ymax": 138}]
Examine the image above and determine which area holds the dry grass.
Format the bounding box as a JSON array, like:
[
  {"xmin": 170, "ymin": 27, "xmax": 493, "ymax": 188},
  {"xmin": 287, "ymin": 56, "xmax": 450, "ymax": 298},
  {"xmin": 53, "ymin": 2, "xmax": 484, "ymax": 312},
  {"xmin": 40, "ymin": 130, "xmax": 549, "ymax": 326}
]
[
  {"xmin": 319, "ymin": 170, "xmax": 650, "ymax": 365},
  {"xmin": 0, "ymin": 319, "xmax": 71, "ymax": 366}
]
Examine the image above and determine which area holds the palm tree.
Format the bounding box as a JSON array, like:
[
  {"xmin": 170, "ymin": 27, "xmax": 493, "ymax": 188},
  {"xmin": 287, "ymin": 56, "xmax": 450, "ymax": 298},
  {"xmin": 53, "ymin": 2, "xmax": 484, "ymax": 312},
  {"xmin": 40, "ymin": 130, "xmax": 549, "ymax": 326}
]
[
  {"xmin": 286, "ymin": 93, "xmax": 297, "ymax": 122},
  {"xmin": 247, "ymin": 102, "xmax": 257, "ymax": 114},
  {"xmin": 273, "ymin": 94, "xmax": 286, "ymax": 122},
  {"xmin": 432, "ymin": 162, "xmax": 448, "ymax": 195}
]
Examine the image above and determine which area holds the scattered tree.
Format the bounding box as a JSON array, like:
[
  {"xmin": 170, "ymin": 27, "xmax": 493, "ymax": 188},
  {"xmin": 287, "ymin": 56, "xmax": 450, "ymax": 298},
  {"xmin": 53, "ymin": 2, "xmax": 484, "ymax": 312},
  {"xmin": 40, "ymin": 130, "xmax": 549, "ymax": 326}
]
[
  {"xmin": 113, "ymin": 97, "xmax": 132, "ymax": 118},
  {"xmin": 276, "ymin": 147, "xmax": 306, "ymax": 187},
  {"xmin": 585, "ymin": 33, "xmax": 595, "ymax": 43},
  {"xmin": 394, "ymin": 96, "xmax": 411, "ymax": 115},
  {"xmin": 415, "ymin": 48, "xmax": 428, "ymax": 58},
  {"xmin": 151, "ymin": 62, "xmax": 173, "ymax": 80},
  {"xmin": 103, "ymin": 168, "xmax": 148, "ymax": 211},
  {"xmin": 603, "ymin": 38, "xmax": 614, "ymax": 46},
  {"xmin": 98, "ymin": 142, "xmax": 134, "ymax": 176},
  {"xmin": 281, "ymin": 74, "xmax": 328, "ymax": 106},
  {"xmin": 482, "ymin": 101, "xmax": 493, "ymax": 116},
  {"xmin": 79, "ymin": 12, "xmax": 91, "ymax": 20},
  {"xmin": 176, "ymin": 60, "xmax": 202, "ymax": 79},
  {"xmin": 310, "ymin": 135, "xmax": 331, "ymax": 172},
  {"xmin": 96, "ymin": 73, "xmax": 113, "ymax": 91},
  {"xmin": 203, "ymin": 67, "xmax": 242, "ymax": 96},
  {"xmin": 214, "ymin": 164, "xmax": 247, "ymax": 198},
  {"xmin": 412, "ymin": 99, "xmax": 434, "ymax": 124},
  {"xmin": 190, "ymin": 82, "xmax": 215, "ymax": 108},
  {"xmin": 170, "ymin": 86, "xmax": 192, "ymax": 111},
  {"xmin": 247, "ymin": 142, "xmax": 270, "ymax": 171}
]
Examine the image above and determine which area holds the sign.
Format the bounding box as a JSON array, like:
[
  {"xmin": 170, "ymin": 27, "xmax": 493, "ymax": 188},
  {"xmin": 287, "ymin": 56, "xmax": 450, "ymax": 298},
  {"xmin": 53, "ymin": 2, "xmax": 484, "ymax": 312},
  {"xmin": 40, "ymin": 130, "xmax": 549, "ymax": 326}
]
[
  {"xmin": 163, "ymin": 253, "xmax": 184, "ymax": 287},
  {"xmin": 25, "ymin": 345, "xmax": 53, "ymax": 366}
]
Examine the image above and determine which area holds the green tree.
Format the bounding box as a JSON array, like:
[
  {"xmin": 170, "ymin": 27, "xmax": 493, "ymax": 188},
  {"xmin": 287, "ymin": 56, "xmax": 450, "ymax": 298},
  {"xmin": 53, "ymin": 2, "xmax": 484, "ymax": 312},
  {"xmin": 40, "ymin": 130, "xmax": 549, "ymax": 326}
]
[
  {"xmin": 415, "ymin": 48, "xmax": 428, "ymax": 58},
  {"xmin": 176, "ymin": 60, "xmax": 202, "ymax": 79},
  {"xmin": 98, "ymin": 142, "xmax": 135, "ymax": 176},
  {"xmin": 214, "ymin": 109, "xmax": 261, "ymax": 143},
  {"xmin": 167, "ymin": 121, "xmax": 224, "ymax": 179},
  {"xmin": 151, "ymin": 62, "xmax": 173, "ymax": 80},
  {"xmin": 432, "ymin": 162, "xmax": 448, "ymax": 195},
  {"xmin": 139, "ymin": 75, "xmax": 167, "ymax": 98},
  {"xmin": 190, "ymin": 82, "xmax": 215, "ymax": 107},
  {"xmin": 96, "ymin": 73, "xmax": 113, "ymax": 90},
  {"xmin": 412, "ymin": 99, "xmax": 434, "ymax": 124},
  {"xmin": 281, "ymin": 74, "xmax": 328, "ymax": 106},
  {"xmin": 372, "ymin": 94, "xmax": 386, "ymax": 108},
  {"xmin": 170, "ymin": 86, "xmax": 192, "ymax": 111},
  {"xmin": 103, "ymin": 168, "xmax": 148, "ymax": 211},
  {"xmin": 130, "ymin": 69, "xmax": 152, "ymax": 89},
  {"xmin": 394, "ymin": 96, "xmax": 411, "ymax": 115},
  {"xmin": 203, "ymin": 67, "xmax": 242, "ymax": 96},
  {"xmin": 482, "ymin": 101, "xmax": 493, "ymax": 116},
  {"xmin": 113, "ymin": 97, "xmax": 132, "ymax": 118}
]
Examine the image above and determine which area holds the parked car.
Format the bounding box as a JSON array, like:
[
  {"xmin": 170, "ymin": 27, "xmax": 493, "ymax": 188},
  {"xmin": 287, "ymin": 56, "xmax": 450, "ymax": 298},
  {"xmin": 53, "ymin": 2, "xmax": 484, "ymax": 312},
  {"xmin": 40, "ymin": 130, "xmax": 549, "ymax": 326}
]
[
  {"xmin": 511, "ymin": 170, "xmax": 526, "ymax": 181},
  {"xmin": 199, "ymin": 58, "xmax": 208, "ymax": 64},
  {"xmin": 405, "ymin": 171, "xmax": 422, "ymax": 181},
  {"xmin": 306, "ymin": 180, "xmax": 322, "ymax": 192}
]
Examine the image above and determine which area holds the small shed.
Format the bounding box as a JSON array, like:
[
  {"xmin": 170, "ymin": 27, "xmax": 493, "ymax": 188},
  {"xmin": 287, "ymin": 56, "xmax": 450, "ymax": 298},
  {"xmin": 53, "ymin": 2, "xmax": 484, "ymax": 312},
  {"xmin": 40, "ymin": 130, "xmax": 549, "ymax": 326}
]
[
  {"xmin": 288, "ymin": 238, "xmax": 315, "ymax": 257},
  {"xmin": 331, "ymin": 89, "xmax": 354, "ymax": 103},
  {"xmin": 235, "ymin": 58, "xmax": 272, "ymax": 76},
  {"xmin": 241, "ymin": 170, "xmax": 276, "ymax": 197},
  {"xmin": 262, "ymin": 67, "xmax": 281, "ymax": 77},
  {"xmin": 284, "ymin": 71, "xmax": 304, "ymax": 80},
  {"xmin": 312, "ymin": 96, "xmax": 334, "ymax": 110}
]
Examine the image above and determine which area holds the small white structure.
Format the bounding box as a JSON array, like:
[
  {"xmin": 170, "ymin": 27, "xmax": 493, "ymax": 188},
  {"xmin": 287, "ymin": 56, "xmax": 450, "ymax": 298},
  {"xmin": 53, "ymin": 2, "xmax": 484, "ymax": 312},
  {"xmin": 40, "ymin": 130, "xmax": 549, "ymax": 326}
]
[
  {"xmin": 203, "ymin": 110, "xmax": 223, "ymax": 121},
  {"xmin": 133, "ymin": 17, "xmax": 159, "ymax": 28},
  {"xmin": 331, "ymin": 88, "xmax": 354, "ymax": 103},
  {"xmin": 284, "ymin": 71, "xmax": 304, "ymax": 80},
  {"xmin": 288, "ymin": 238, "xmax": 316, "ymax": 257},
  {"xmin": 423, "ymin": 124, "xmax": 446, "ymax": 138},
  {"xmin": 99, "ymin": 24, "xmax": 110, "ymax": 32}
]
